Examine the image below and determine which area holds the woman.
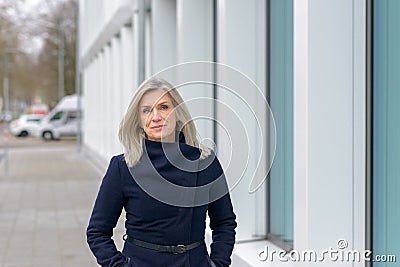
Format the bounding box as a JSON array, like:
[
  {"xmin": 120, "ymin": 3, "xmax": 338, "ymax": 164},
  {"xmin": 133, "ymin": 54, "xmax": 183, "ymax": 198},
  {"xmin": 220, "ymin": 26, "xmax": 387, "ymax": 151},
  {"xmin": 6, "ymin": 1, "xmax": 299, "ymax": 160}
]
[{"xmin": 86, "ymin": 78, "xmax": 237, "ymax": 267}]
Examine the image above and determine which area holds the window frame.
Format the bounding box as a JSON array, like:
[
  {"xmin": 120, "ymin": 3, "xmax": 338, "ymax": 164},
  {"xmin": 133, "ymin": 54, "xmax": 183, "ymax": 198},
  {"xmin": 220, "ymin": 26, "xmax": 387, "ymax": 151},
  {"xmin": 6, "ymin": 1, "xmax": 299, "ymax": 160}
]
[{"xmin": 366, "ymin": 1, "xmax": 373, "ymax": 267}]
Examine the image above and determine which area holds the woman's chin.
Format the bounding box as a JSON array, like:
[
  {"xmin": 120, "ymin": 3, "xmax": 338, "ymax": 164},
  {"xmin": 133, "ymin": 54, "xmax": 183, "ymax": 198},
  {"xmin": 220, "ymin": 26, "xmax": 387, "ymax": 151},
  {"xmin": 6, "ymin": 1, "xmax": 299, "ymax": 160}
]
[
  {"xmin": 147, "ymin": 132, "xmax": 174, "ymax": 142},
  {"xmin": 161, "ymin": 132, "xmax": 176, "ymax": 142}
]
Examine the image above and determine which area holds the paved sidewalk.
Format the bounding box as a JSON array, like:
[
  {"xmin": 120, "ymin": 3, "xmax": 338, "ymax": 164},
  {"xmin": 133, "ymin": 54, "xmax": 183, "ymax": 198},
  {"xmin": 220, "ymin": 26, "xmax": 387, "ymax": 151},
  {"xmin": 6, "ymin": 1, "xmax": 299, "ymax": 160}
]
[{"xmin": 0, "ymin": 143, "xmax": 125, "ymax": 267}]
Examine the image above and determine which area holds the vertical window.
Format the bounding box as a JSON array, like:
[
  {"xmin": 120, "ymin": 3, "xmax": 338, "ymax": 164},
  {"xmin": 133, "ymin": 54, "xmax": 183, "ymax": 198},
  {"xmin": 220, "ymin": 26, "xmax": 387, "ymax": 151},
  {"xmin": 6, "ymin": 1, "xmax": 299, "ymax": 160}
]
[
  {"xmin": 373, "ymin": 0, "xmax": 400, "ymax": 263},
  {"xmin": 268, "ymin": 0, "xmax": 293, "ymax": 249}
]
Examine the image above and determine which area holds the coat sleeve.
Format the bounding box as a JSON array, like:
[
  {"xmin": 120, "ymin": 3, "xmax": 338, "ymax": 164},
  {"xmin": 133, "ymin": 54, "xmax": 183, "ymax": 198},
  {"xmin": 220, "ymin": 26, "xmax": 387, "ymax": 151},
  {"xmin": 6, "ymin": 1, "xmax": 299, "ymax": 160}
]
[
  {"xmin": 86, "ymin": 156, "xmax": 127, "ymax": 267},
  {"xmin": 207, "ymin": 155, "xmax": 237, "ymax": 267}
]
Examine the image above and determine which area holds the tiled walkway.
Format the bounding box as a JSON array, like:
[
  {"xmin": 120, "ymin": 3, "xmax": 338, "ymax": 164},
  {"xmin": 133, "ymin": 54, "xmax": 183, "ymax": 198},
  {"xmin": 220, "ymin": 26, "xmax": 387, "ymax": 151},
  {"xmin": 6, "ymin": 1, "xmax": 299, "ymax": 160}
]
[{"xmin": 0, "ymin": 143, "xmax": 125, "ymax": 267}]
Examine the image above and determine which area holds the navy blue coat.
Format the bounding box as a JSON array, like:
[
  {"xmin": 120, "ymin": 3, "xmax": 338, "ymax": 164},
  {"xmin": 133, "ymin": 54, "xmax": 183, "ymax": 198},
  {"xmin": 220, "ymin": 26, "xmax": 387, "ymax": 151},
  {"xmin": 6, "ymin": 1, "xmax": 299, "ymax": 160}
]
[{"xmin": 87, "ymin": 132, "xmax": 237, "ymax": 267}]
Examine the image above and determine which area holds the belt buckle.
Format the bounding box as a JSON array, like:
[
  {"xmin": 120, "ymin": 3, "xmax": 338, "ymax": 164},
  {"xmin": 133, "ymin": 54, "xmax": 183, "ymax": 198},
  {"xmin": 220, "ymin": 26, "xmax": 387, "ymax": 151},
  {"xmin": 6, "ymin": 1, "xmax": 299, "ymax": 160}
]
[{"xmin": 174, "ymin": 244, "xmax": 186, "ymax": 254}]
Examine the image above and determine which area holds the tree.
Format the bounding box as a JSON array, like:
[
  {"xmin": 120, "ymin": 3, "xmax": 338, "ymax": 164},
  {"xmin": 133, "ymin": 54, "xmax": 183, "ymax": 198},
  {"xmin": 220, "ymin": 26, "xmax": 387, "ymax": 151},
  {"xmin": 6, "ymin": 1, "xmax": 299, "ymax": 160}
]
[
  {"xmin": 0, "ymin": 0, "xmax": 77, "ymax": 110},
  {"xmin": 0, "ymin": 0, "xmax": 26, "ymax": 114}
]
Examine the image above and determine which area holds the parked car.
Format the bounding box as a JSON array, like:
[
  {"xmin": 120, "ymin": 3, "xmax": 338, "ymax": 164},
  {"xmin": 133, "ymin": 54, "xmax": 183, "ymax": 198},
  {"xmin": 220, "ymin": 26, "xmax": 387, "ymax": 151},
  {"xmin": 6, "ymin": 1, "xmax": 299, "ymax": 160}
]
[
  {"xmin": 37, "ymin": 95, "xmax": 83, "ymax": 141},
  {"xmin": 10, "ymin": 114, "xmax": 44, "ymax": 137}
]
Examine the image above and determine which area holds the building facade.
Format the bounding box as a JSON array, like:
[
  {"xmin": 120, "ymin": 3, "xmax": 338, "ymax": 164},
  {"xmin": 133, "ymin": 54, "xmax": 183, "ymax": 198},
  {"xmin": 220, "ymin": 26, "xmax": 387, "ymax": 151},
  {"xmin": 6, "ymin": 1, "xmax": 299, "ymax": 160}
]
[{"xmin": 79, "ymin": 0, "xmax": 399, "ymax": 266}]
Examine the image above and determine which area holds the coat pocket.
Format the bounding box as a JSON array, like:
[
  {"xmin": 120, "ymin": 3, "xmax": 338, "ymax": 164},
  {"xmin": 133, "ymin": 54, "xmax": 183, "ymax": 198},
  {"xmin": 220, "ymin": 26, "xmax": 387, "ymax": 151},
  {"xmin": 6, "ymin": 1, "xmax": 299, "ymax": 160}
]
[
  {"xmin": 206, "ymin": 255, "xmax": 217, "ymax": 267},
  {"xmin": 121, "ymin": 256, "xmax": 131, "ymax": 267}
]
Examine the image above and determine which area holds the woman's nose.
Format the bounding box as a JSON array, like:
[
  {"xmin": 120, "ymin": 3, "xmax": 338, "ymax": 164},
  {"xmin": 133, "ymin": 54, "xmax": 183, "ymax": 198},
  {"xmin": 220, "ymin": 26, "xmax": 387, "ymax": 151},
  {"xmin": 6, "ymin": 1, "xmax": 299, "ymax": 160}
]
[{"xmin": 151, "ymin": 108, "xmax": 162, "ymax": 121}]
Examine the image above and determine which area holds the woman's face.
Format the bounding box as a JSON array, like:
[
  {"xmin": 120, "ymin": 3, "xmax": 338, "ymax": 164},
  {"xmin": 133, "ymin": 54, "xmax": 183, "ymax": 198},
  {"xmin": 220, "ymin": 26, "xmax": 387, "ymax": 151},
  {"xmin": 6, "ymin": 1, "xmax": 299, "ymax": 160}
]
[{"xmin": 139, "ymin": 89, "xmax": 177, "ymax": 142}]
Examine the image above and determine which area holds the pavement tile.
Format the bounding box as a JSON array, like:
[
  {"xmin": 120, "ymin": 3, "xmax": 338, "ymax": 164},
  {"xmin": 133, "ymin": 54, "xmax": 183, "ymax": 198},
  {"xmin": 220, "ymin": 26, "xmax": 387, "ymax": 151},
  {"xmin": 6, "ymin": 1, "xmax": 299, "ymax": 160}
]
[{"xmin": 0, "ymin": 142, "xmax": 114, "ymax": 267}]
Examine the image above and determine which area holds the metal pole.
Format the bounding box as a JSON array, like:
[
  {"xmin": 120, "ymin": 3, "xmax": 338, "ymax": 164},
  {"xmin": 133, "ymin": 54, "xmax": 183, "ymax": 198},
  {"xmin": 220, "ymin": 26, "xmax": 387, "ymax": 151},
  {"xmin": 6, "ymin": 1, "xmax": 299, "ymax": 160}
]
[
  {"xmin": 138, "ymin": 0, "xmax": 145, "ymax": 84},
  {"xmin": 58, "ymin": 23, "xmax": 65, "ymax": 101},
  {"xmin": 76, "ymin": 3, "xmax": 82, "ymax": 152},
  {"xmin": 2, "ymin": 52, "xmax": 9, "ymax": 176}
]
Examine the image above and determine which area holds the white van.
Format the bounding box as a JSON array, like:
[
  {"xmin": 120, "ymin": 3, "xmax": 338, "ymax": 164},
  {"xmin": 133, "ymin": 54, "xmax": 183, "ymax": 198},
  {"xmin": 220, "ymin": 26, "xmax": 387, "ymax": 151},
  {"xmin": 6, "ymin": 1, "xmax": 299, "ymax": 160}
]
[{"xmin": 37, "ymin": 95, "xmax": 83, "ymax": 141}]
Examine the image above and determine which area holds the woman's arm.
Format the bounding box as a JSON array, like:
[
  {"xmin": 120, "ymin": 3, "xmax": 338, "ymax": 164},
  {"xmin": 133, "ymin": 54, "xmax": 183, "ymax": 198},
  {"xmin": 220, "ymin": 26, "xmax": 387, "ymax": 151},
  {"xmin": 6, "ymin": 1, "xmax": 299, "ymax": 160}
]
[
  {"xmin": 86, "ymin": 156, "xmax": 127, "ymax": 267},
  {"xmin": 207, "ymin": 155, "xmax": 237, "ymax": 267}
]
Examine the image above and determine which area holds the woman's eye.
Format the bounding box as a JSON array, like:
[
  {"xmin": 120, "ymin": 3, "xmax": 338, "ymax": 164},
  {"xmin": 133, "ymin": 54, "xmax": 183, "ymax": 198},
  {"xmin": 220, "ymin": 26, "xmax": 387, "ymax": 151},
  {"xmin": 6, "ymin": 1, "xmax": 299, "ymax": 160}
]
[
  {"xmin": 160, "ymin": 105, "xmax": 169, "ymax": 110},
  {"xmin": 143, "ymin": 108, "xmax": 150, "ymax": 114}
]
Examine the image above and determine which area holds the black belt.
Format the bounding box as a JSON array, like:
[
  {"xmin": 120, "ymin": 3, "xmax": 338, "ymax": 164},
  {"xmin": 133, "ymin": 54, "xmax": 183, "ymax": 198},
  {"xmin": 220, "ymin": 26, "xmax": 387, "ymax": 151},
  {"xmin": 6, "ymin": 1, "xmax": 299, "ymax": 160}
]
[{"xmin": 123, "ymin": 235, "xmax": 203, "ymax": 254}]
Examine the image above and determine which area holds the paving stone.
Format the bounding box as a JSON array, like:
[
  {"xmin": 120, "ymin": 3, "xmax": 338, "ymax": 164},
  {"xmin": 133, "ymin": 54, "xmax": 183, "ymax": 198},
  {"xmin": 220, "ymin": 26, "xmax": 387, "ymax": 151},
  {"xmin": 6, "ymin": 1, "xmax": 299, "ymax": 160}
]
[{"xmin": 0, "ymin": 143, "xmax": 112, "ymax": 267}]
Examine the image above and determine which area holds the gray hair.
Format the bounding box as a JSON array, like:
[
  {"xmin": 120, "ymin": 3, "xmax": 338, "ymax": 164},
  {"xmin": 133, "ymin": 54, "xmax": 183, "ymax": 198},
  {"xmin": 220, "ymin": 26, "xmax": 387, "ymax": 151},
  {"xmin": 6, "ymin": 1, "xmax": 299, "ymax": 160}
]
[{"xmin": 118, "ymin": 78, "xmax": 211, "ymax": 167}]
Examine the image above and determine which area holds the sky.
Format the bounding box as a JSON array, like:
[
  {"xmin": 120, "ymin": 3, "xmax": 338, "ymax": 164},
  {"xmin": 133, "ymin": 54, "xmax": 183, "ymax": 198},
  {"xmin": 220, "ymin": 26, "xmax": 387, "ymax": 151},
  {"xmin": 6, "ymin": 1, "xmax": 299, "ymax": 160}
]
[
  {"xmin": 21, "ymin": 0, "xmax": 42, "ymax": 13},
  {"xmin": 21, "ymin": 0, "xmax": 68, "ymax": 13},
  {"xmin": 18, "ymin": 0, "xmax": 57, "ymax": 55},
  {"xmin": 21, "ymin": 0, "xmax": 44, "ymax": 55},
  {"xmin": 1, "ymin": 0, "xmax": 68, "ymax": 55}
]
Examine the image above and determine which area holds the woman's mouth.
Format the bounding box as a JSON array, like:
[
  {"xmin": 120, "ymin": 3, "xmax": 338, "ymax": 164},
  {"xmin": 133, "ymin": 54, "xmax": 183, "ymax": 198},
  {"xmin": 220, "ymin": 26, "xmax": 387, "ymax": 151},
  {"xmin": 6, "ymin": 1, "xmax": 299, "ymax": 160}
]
[{"xmin": 151, "ymin": 125, "xmax": 164, "ymax": 130}]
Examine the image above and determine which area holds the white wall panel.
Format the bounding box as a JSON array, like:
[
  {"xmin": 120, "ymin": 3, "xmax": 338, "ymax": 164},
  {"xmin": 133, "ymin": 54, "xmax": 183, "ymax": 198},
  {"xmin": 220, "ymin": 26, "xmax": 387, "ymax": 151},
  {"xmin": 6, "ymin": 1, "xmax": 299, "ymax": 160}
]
[
  {"xmin": 85, "ymin": 57, "xmax": 95, "ymax": 153},
  {"xmin": 132, "ymin": 7, "xmax": 141, "ymax": 88},
  {"xmin": 151, "ymin": 0, "xmax": 176, "ymax": 74},
  {"xmin": 294, "ymin": 1, "xmax": 366, "ymax": 266},
  {"xmin": 293, "ymin": 0, "xmax": 309, "ymax": 257},
  {"xmin": 120, "ymin": 26, "xmax": 135, "ymax": 116},
  {"xmin": 86, "ymin": 60, "xmax": 94, "ymax": 151},
  {"xmin": 81, "ymin": 0, "xmax": 105, "ymax": 56},
  {"xmin": 353, "ymin": 1, "xmax": 367, "ymax": 265},
  {"xmin": 145, "ymin": 12, "xmax": 152, "ymax": 79},
  {"xmin": 216, "ymin": 0, "xmax": 266, "ymax": 242},
  {"xmin": 98, "ymin": 51, "xmax": 106, "ymax": 158},
  {"xmin": 105, "ymin": 0, "xmax": 127, "ymax": 25},
  {"xmin": 176, "ymin": 0, "xmax": 214, "ymax": 145},
  {"xmin": 309, "ymin": 0, "xmax": 352, "ymax": 257},
  {"xmin": 94, "ymin": 56, "xmax": 102, "ymax": 154},
  {"xmin": 111, "ymin": 36, "xmax": 124, "ymax": 155},
  {"xmin": 104, "ymin": 45, "xmax": 113, "ymax": 159},
  {"xmin": 85, "ymin": 58, "xmax": 92, "ymax": 152},
  {"xmin": 82, "ymin": 67, "xmax": 90, "ymax": 149}
]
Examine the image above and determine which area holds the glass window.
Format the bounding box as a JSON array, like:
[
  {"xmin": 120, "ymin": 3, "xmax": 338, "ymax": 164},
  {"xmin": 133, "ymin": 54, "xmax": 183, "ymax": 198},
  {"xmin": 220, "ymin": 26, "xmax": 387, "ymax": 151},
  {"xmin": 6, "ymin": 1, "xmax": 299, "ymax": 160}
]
[
  {"xmin": 27, "ymin": 118, "xmax": 41, "ymax": 122},
  {"xmin": 373, "ymin": 0, "xmax": 400, "ymax": 262},
  {"xmin": 268, "ymin": 0, "xmax": 293, "ymax": 248},
  {"xmin": 50, "ymin": 111, "xmax": 64, "ymax": 121},
  {"xmin": 67, "ymin": 111, "xmax": 78, "ymax": 120}
]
